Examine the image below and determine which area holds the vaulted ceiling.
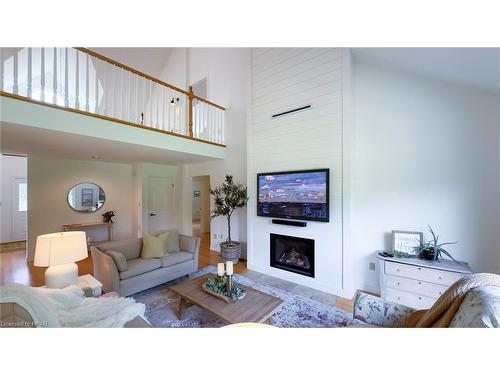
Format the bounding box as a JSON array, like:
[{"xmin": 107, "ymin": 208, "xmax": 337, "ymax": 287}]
[
  {"xmin": 352, "ymin": 48, "xmax": 500, "ymax": 93},
  {"xmin": 89, "ymin": 48, "xmax": 173, "ymax": 78}
]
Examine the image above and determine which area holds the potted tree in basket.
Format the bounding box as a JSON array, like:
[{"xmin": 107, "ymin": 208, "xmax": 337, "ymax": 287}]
[{"xmin": 210, "ymin": 175, "xmax": 249, "ymax": 264}]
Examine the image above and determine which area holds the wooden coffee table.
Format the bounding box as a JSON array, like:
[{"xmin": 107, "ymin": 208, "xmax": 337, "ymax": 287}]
[{"xmin": 170, "ymin": 273, "xmax": 284, "ymax": 324}]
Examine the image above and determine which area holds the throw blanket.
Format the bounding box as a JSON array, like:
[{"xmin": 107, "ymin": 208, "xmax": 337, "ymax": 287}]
[
  {"xmin": 0, "ymin": 284, "xmax": 146, "ymax": 327},
  {"xmin": 404, "ymin": 273, "xmax": 500, "ymax": 327}
]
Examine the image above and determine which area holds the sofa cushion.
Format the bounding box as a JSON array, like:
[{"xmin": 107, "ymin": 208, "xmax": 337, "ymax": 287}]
[
  {"xmin": 119, "ymin": 258, "xmax": 162, "ymax": 280},
  {"xmin": 105, "ymin": 250, "xmax": 128, "ymax": 272},
  {"xmin": 152, "ymin": 229, "xmax": 180, "ymax": 253},
  {"xmin": 449, "ymin": 286, "xmax": 500, "ymax": 328},
  {"xmin": 161, "ymin": 251, "xmax": 194, "ymax": 268},
  {"xmin": 141, "ymin": 232, "xmax": 169, "ymax": 259},
  {"xmin": 98, "ymin": 238, "xmax": 142, "ymax": 260}
]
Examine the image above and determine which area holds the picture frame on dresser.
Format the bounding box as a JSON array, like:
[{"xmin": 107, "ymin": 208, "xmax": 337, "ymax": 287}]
[{"xmin": 392, "ymin": 230, "xmax": 423, "ymax": 258}]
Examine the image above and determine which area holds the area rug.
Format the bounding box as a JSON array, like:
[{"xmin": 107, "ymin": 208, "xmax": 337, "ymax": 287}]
[{"xmin": 132, "ymin": 266, "xmax": 354, "ymax": 328}]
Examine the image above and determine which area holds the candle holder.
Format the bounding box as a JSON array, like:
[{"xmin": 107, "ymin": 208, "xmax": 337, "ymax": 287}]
[{"xmin": 226, "ymin": 274, "xmax": 233, "ymax": 294}]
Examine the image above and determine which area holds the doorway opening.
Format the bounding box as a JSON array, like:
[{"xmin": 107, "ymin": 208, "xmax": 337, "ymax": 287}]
[
  {"xmin": 0, "ymin": 154, "xmax": 28, "ymax": 256},
  {"xmin": 192, "ymin": 175, "xmax": 210, "ymax": 239}
]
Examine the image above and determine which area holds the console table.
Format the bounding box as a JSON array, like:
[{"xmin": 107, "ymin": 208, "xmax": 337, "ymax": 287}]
[
  {"xmin": 377, "ymin": 254, "xmax": 472, "ymax": 309},
  {"xmin": 62, "ymin": 222, "xmax": 113, "ymax": 246}
]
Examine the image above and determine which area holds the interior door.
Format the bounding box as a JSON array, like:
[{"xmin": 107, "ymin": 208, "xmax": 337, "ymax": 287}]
[
  {"xmin": 12, "ymin": 177, "xmax": 27, "ymax": 241},
  {"xmin": 147, "ymin": 176, "xmax": 174, "ymax": 233}
]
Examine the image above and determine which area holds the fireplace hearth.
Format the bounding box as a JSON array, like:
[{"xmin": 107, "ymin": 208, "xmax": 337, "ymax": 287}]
[{"xmin": 270, "ymin": 233, "xmax": 315, "ymax": 278}]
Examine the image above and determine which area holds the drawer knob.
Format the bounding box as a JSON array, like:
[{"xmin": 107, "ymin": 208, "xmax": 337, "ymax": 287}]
[
  {"xmin": 439, "ymin": 292, "xmax": 442, "ymax": 295},
  {"xmin": 396, "ymin": 269, "xmax": 400, "ymax": 272},
  {"xmin": 397, "ymin": 297, "xmax": 400, "ymax": 300},
  {"xmin": 418, "ymin": 267, "xmax": 421, "ymax": 270},
  {"xmin": 418, "ymin": 297, "xmax": 422, "ymax": 300},
  {"xmin": 418, "ymin": 281, "xmax": 422, "ymax": 285},
  {"xmin": 397, "ymin": 282, "xmax": 400, "ymax": 286},
  {"xmin": 438, "ymin": 276, "xmax": 442, "ymax": 280}
]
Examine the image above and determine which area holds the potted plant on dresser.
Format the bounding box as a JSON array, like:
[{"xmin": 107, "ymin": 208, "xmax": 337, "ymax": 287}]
[{"xmin": 210, "ymin": 175, "xmax": 249, "ymax": 264}]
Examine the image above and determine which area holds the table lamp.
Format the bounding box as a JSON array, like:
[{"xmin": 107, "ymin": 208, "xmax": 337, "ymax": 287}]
[{"xmin": 34, "ymin": 231, "xmax": 88, "ymax": 288}]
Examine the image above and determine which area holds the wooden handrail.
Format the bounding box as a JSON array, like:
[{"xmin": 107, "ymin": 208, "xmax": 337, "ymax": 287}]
[
  {"xmin": 0, "ymin": 91, "xmax": 226, "ymax": 147},
  {"xmin": 75, "ymin": 47, "xmax": 225, "ymax": 110}
]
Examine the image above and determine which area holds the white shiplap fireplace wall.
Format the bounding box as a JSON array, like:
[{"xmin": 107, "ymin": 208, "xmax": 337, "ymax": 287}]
[{"xmin": 247, "ymin": 48, "xmax": 353, "ymax": 297}]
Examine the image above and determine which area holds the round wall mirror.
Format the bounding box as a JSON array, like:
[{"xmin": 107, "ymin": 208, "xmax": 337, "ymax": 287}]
[{"xmin": 67, "ymin": 182, "xmax": 105, "ymax": 212}]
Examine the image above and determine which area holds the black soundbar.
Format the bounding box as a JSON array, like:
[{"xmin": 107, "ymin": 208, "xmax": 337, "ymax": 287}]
[{"xmin": 272, "ymin": 219, "xmax": 307, "ymax": 227}]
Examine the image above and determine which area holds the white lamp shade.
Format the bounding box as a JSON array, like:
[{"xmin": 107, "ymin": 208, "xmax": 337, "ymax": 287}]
[{"xmin": 34, "ymin": 231, "xmax": 88, "ymax": 267}]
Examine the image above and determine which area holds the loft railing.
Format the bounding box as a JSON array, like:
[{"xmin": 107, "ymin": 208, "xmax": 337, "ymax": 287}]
[{"xmin": 0, "ymin": 47, "xmax": 225, "ymax": 146}]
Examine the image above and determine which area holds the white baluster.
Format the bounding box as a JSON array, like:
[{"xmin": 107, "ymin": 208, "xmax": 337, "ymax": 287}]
[
  {"xmin": 210, "ymin": 107, "xmax": 213, "ymax": 141},
  {"xmin": 195, "ymin": 100, "xmax": 199, "ymax": 137},
  {"xmin": 75, "ymin": 50, "xmax": 80, "ymax": 109},
  {"xmin": 156, "ymin": 84, "xmax": 160, "ymax": 127},
  {"xmin": 94, "ymin": 58, "xmax": 99, "ymax": 113},
  {"xmin": 122, "ymin": 69, "xmax": 127, "ymax": 121},
  {"xmin": 85, "ymin": 54, "xmax": 90, "ymax": 111},
  {"xmin": 27, "ymin": 47, "xmax": 32, "ymax": 98},
  {"xmin": 13, "ymin": 49, "xmax": 19, "ymax": 95},
  {"xmin": 215, "ymin": 109, "xmax": 219, "ymax": 143},
  {"xmin": 128, "ymin": 70, "xmax": 131, "ymax": 122},
  {"xmin": 222, "ymin": 111, "xmax": 225, "ymax": 144},
  {"xmin": 206, "ymin": 105, "xmax": 210, "ymax": 141},
  {"xmin": 64, "ymin": 48, "xmax": 69, "ymax": 106},
  {"xmin": 148, "ymin": 80, "xmax": 152, "ymax": 126},
  {"xmin": 218, "ymin": 111, "xmax": 221, "ymax": 144},
  {"xmin": 166, "ymin": 91, "xmax": 171, "ymax": 131},
  {"xmin": 135, "ymin": 74, "xmax": 139, "ymax": 123},
  {"xmin": 162, "ymin": 87, "xmax": 167, "ymax": 130},
  {"xmin": 141, "ymin": 77, "xmax": 145, "ymax": 124},
  {"xmin": 103, "ymin": 62, "xmax": 107, "ymax": 116},
  {"xmin": 52, "ymin": 47, "xmax": 57, "ymax": 104},
  {"xmin": 111, "ymin": 65, "xmax": 115, "ymax": 117},
  {"xmin": 118, "ymin": 67, "xmax": 121, "ymax": 119},
  {"xmin": 40, "ymin": 47, "xmax": 45, "ymax": 101}
]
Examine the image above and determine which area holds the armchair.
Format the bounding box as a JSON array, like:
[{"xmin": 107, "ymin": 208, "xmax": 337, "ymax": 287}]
[{"xmin": 352, "ymin": 284, "xmax": 500, "ymax": 328}]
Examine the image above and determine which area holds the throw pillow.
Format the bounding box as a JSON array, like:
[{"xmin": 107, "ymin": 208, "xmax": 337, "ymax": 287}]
[
  {"xmin": 164, "ymin": 229, "xmax": 180, "ymax": 253},
  {"xmin": 141, "ymin": 232, "xmax": 170, "ymax": 258},
  {"xmin": 105, "ymin": 250, "xmax": 128, "ymax": 272}
]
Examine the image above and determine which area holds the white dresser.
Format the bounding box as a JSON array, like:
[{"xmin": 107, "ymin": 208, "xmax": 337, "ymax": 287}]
[{"xmin": 377, "ymin": 254, "xmax": 472, "ymax": 310}]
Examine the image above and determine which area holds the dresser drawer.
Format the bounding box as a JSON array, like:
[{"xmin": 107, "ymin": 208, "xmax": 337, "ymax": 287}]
[
  {"xmin": 385, "ymin": 261, "xmax": 462, "ymax": 286},
  {"xmin": 385, "ymin": 287, "xmax": 435, "ymax": 310},
  {"xmin": 386, "ymin": 275, "xmax": 447, "ymax": 299}
]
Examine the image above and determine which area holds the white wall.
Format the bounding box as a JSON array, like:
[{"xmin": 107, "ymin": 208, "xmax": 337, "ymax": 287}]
[
  {"xmin": 160, "ymin": 48, "xmax": 187, "ymax": 89},
  {"xmin": 161, "ymin": 48, "xmax": 250, "ymax": 254},
  {"xmin": 247, "ymin": 48, "xmax": 349, "ymax": 296},
  {"xmin": 351, "ymin": 61, "xmax": 500, "ymax": 293},
  {"xmin": 26, "ymin": 156, "xmax": 179, "ymax": 261},
  {"xmin": 1, "ymin": 155, "xmax": 27, "ymax": 242},
  {"xmin": 27, "ymin": 155, "xmax": 137, "ymax": 260}
]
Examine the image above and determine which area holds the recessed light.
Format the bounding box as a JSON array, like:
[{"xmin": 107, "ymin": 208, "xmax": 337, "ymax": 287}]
[{"xmin": 91, "ymin": 155, "xmax": 101, "ymax": 160}]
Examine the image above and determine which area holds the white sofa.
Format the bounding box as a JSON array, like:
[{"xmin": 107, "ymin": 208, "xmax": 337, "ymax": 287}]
[{"xmin": 90, "ymin": 231, "xmax": 200, "ymax": 297}]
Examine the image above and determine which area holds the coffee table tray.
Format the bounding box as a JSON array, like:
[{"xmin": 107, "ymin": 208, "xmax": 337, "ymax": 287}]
[{"xmin": 202, "ymin": 281, "xmax": 246, "ymax": 303}]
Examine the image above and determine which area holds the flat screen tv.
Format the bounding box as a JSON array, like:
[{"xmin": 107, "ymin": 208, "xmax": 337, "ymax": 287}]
[{"xmin": 257, "ymin": 169, "xmax": 329, "ymax": 222}]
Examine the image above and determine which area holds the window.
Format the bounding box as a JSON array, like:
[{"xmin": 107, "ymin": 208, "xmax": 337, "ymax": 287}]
[{"xmin": 18, "ymin": 182, "xmax": 27, "ymax": 211}]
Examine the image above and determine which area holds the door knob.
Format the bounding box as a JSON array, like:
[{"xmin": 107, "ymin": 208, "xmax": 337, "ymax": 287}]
[{"xmin": 150, "ymin": 213, "xmax": 157, "ymax": 216}]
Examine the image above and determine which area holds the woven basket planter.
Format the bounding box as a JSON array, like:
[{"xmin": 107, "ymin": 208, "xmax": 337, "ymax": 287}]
[{"xmin": 220, "ymin": 241, "xmax": 241, "ymax": 264}]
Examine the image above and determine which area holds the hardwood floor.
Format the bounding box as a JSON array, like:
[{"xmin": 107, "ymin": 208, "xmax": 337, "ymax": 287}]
[{"xmin": 0, "ymin": 233, "xmax": 353, "ymax": 312}]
